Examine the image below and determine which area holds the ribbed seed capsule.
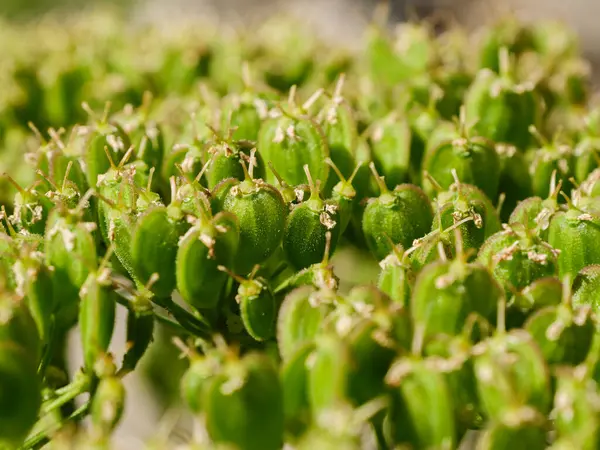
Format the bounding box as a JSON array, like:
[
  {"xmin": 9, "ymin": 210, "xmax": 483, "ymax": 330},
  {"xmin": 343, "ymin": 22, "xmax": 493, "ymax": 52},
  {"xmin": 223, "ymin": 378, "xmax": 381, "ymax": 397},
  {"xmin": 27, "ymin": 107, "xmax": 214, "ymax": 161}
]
[
  {"xmin": 280, "ymin": 341, "xmax": 314, "ymax": 437},
  {"xmin": 478, "ymin": 224, "xmax": 558, "ymax": 295},
  {"xmin": 204, "ymin": 140, "xmax": 265, "ymax": 189},
  {"xmin": 318, "ymin": 75, "xmax": 358, "ymax": 195},
  {"xmin": 425, "ymin": 335, "xmax": 483, "ymax": 434},
  {"xmin": 4, "ymin": 177, "xmax": 54, "ymax": 236},
  {"xmin": 79, "ymin": 267, "xmax": 116, "ymax": 372},
  {"xmin": 176, "ymin": 211, "xmax": 240, "ymax": 310},
  {"xmin": 277, "ymin": 286, "xmax": 334, "ymax": 360},
  {"xmin": 496, "ymin": 143, "xmax": 532, "ymax": 221},
  {"xmin": 368, "ymin": 112, "xmax": 411, "ymax": 190},
  {"xmin": 473, "ymin": 330, "xmax": 551, "ymax": 421},
  {"xmin": 326, "ymin": 158, "xmax": 362, "ymax": 235},
  {"xmin": 476, "ymin": 411, "xmax": 547, "ymax": 450},
  {"xmin": 362, "ymin": 163, "xmax": 432, "ymax": 261},
  {"xmin": 0, "ymin": 342, "xmax": 41, "ymax": 448},
  {"xmin": 204, "ymin": 353, "xmax": 284, "ymax": 450},
  {"xmin": 422, "ymin": 123, "xmax": 500, "ymax": 202},
  {"xmin": 12, "ymin": 252, "xmax": 54, "ymax": 343},
  {"xmin": 131, "ymin": 206, "xmax": 183, "ymax": 298},
  {"xmin": 222, "ymin": 268, "xmax": 277, "ymax": 342},
  {"xmin": 385, "ymin": 358, "xmax": 456, "ymax": 449},
  {"xmin": 83, "ymin": 103, "xmax": 130, "ymax": 187},
  {"xmin": 524, "ymin": 280, "xmax": 594, "ymax": 366},
  {"xmin": 45, "ymin": 204, "xmax": 98, "ymax": 328},
  {"xmin": 91, "ymin": 376, "xmax": 126, "ymax": 436},
  {"xmin": 411, "ymin": 257, "xmax": 501, "ymax": 341},
  {"xmin": 464, "ymin": 51, "xmax": 540, "ymax": 151},
  {"xmin": 432, "ymin": 178, "xmax": 501, "ymax": 254},
  {"xmin": 377, "ymin": 245, "xmax": 413, "ymax": 308},
  {"xmin": 121, "ymin": 301, "xmax": 154, "ymax": 374},
  {"xmin": 552, "ymin": 367, "xmax": 600, "ymax": 445},
  {"xmin": 548, "ymin": 208, "xmax": 600, "ymax": 277},
  {"xmin": 258, "ymin": 97, "xmax": 329, "ymax": 187},
  {"xmin": 222, "ymin": 159, "xmax": 287, "ymax": 275},
  {"xmin": 283, "ymin": 165, "xmax": 341, "ymax": 270}
]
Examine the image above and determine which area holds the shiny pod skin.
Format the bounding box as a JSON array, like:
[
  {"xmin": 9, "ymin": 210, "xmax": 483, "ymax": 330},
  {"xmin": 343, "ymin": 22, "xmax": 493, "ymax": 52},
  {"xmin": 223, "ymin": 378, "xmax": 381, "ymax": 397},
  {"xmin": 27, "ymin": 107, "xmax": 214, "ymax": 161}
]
[
  {"xmin": 411, "ymin": 259, "xmax": 501, "ymax": 341},
  {"xmin": 222, "ymin": 178, "xmax": 287, "ymax": 275},
  {"xmin": 175, "ymin": 212, "xmax": 240, "ymax": 310},
  {"xmin": 362, "ymin": 177, "xmax": 433, "ymax": 261},
  {"xmin": 204, "ymin": 353, "xmax": 284, "ymax": 450},
  {"xmin": 79, "ymin": 269, "xmax": 117, "ymax": 372},
  {"xmin": 131, "ymin": 206, "xmax": 183, "ymax": 298}
]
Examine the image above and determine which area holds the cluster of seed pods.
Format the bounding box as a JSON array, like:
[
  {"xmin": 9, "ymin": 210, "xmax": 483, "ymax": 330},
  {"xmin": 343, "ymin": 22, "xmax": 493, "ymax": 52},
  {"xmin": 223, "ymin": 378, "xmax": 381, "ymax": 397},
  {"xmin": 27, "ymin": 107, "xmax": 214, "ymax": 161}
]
[{"xmin": 3, "ymin": 10, "xmax": 600, "ymax": 450}]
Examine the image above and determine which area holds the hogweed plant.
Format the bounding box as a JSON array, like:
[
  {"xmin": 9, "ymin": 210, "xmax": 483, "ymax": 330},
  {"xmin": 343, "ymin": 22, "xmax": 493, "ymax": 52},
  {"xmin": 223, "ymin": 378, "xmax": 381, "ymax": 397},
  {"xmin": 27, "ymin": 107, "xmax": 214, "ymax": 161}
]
[{"xmin": 3, "ymin": 8, "xmax": 600, "ymax": 450}]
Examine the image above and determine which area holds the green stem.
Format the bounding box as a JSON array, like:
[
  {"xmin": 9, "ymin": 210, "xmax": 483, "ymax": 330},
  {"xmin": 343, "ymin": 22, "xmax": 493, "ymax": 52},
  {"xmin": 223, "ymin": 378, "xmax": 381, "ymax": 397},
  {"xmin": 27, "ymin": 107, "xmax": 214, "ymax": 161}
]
[
  {"xmin": 151, "ymin": 297, "xmax": 212, "ymax": 339},
  {"xmin": 42, "ymin": 374, "xmax": 91, "ymax": 415},
  {"xmin": 21, "ymin": 401, "xmax": 91, "ymax": 450}
]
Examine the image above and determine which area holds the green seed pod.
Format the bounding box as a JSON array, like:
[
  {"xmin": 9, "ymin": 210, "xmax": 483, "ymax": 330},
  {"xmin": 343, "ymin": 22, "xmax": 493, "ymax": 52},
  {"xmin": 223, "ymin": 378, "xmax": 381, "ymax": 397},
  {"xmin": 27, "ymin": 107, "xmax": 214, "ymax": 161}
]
[
  {"xmin": 464, "ymin": 52, "xmax": 540, "ymax": 151},
  {"xmin": 161, "ymin": 144, "xmax": 205, "ymax": 199},
  {"xmin": 552, "ymin": 367, "xmax": 600, "ymax": 446},
  {"xmin": 368, "ymin": 112, "xmax": 411, "ymax": 190},
  {"xmin": 0, "ymin": 342, "xmax": 41, "ymax": 448},
  {"xmin": 362, "ymin": 164, "xmax": 432, "ymax": 261},
  {"xmin": 477, "ymin": 410, "xmax": 547, "ymax": 450},
  {"xmin": 477, "ymin": 18, "xmax": 534, "ymax": 72},
  {"xmin": 277, "ymin": 286, "xmax": 334, "ymax": 360},
  {"xmin": 176, "ymin": 211, "xmax": 240, "ymax": 310},
  {"xmin": 425, "ymin": 334, "xmax": 483, "ymax": 433},
  {"xmin": 83, "ymin": 103, "xmax": 131, "ymax": 187},
  {"xmin": 307, "ymin": 332, "xmax": 351, "ymax": 411},
  {"xmin": 527, "ymin": 130, "xmax": 575, "ymax": 199},
  {"xmin": 478, "ymin": 224, "xmax": 559, "ymax": 295},
  {"xmin": 205, "ymin": 140, "xmax": 265, "ymax": 189},
  {"xmin": 79, "ymin": 267, "xmax": 117, "ymax": 372},
  {"xmin": 508, "ymin": 277, "xmax": 563, "ymax": 327},
  {"xmin": 366, "ymin": 20, "xmax": 435, "ymax": 84},
  {"xmin": 222, "ymin": 160, "xmax": 287, "ymax": 275},
  {"xmin": 326, "ymin": 158, "xmax": 362, "ymax": 235},
  {"xmin": 473, "ymin": 330, "xmax": 552, "ymax": 421},
  {"xmin": 280, "ymin": 341, "xmax": 315, "ymax": 436},
  {"xmin": 181, "ymin": 356, "xmax": 214, "ymax": 415},
  {"xmin": 496, "ymin": 143, "xmax": 533, "ymax": 221},
  {"xmin": 432, "ymin": 178, "xmax": 502, "ymax": 254},
  {"xmin": 422, "ymin": 125, "xmax": 500, "ymax": 202},
  {"xmin": 4, "ymin": 177, "xmax": 54, "ymax": 236},
  {"xmin": 411, "ymin": 254, "xmax": 501, "ymax": 342},
  {"xmin": 572, "ymin": 265, "xmax": 600, "ymax": 313},
  {"xmin": 385, "ymin": 357, "xmax": 456, "ymax": 449},
  {"xmin": 221, "ymin": 89, "xmax": 271, "ymax": 142},
  {"xmin": 524, "ymin": 285, "xmax": 594, "ymax": 366},
  {"xmin": 204, "ymin": 353, "xmax": 284, "ymax": 450},
  {"xmin": 131, "ymin": 206, "xmax": 183, "ymax": 298},
  {"xmin": 377, "ymin": 245, "xmax": 414, "ymax": 308},
  {"xmin": 234, "ymin": 272, "xmax": 277, "ymax": 342},
  {"xmin": 210, "ymin": 177, "xmax": 238, "ymax": 213},
  {"xmin": 258, "ymin": 98, "xmax": 328, "ymax": 187},
  {"xmin": 12, "ymin": 251, "xmax": 54, "ymax": 343},
  {"xmin": 318, "ymin": 75, "xmax": 358, "ymax": 195},
  {"xmin": 549, "ymin": 209, "xmax": 600, "ymax": 278},
  {"xmin": 45, "ymin": 202, "xmax": 98, "ymax": 329},
  {"xmin": 283, "ymin": 165, "xmax": 341, "ymax": 270},
  {"xmin": 0, "ymin": 293, "xmax": 41, "ymax": 364},
  {"xmin": 91, "ymin": 376, "xmax": 126, "ymax": 435},
  {"xmin": 121, "ymin": 301, "xmax": 154, "ymax": 375}
]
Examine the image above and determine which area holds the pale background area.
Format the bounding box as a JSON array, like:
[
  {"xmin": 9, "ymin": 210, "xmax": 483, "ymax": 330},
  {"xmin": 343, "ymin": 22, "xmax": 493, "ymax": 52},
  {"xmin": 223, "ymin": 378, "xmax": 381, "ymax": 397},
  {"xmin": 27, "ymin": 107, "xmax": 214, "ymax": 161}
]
[{"xmin": 2, "ymin": 0, "xmax": 597, "ymax": 447}]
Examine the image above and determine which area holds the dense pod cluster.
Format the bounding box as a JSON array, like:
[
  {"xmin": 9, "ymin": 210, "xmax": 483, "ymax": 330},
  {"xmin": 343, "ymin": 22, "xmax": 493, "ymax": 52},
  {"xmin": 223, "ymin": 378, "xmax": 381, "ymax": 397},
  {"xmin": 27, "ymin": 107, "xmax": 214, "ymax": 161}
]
[{"xmin": 2, "ymin": 10, "xmax": 600, "ymax": 450}]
